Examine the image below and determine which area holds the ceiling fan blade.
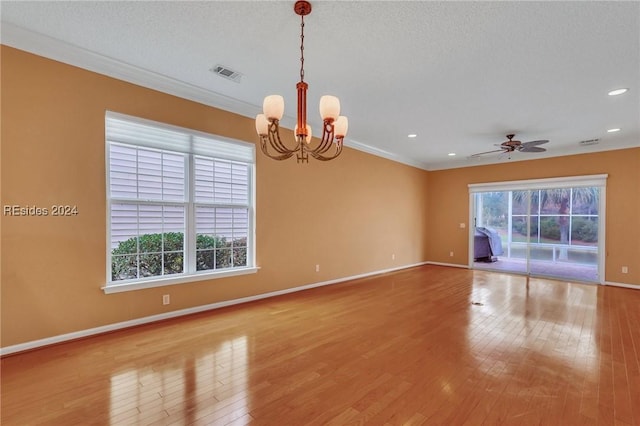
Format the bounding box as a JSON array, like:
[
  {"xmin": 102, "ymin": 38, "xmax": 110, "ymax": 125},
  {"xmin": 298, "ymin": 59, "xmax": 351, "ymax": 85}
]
[
  {"xmin": 521, "ymin": 139, "xmax": 549, "ymax": 147},
  {"xmin": 469, "ymin": 149, "xmax": 507, "ymax": 158},
  {"xmin": 519, "ymin": 146, "xmax": 546, "ymax": 153}
]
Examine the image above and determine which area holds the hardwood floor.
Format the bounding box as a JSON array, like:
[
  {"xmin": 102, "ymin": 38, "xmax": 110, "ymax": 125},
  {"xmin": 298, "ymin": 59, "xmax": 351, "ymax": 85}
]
[{"xmin": 2, "ymin": 265, "xmax": 639, "ymax": 425}]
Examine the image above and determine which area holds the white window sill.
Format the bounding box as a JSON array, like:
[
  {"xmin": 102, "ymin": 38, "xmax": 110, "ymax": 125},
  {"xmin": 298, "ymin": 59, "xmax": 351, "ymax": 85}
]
[{"xmin": 102, "ymin": 266, "xmax": 259, "ymax": 294}]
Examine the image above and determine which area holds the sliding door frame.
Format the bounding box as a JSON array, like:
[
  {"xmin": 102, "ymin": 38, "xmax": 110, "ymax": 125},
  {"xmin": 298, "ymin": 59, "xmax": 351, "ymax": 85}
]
[{"xmin": 468, "ymin": 174, "xmax": 607, "ymax": 284}]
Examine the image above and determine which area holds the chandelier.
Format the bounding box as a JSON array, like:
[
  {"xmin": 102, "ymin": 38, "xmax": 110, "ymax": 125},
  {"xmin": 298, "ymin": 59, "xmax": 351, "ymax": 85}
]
[{"xmin": 255, "ymin": 0, "xmax": 348, "ymax": 163}]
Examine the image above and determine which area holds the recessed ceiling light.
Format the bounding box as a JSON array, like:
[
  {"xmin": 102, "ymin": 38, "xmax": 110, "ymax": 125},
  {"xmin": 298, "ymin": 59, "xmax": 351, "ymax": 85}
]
[
  {"xmin": 608, "ymin": 88, "xmax": 628, "ymax": 96},
  {"xmin": 408, "ymin": 134, "xmax": 417, "ymax": 138},
  {"xmin": 448, "ymin": 153, "xmax": 456, "ymax": 156},
  {"xmin": 607, "ymin": 128, "xmax": 621, "ymax": 133}
]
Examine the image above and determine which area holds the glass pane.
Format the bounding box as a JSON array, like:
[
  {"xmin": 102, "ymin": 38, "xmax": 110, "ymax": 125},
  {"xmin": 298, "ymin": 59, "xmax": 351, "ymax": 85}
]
[
  {"xmin": 196, "ymin": 250, "xmax": 215, "ymax": 271},
  {"xmin": 232, "ymin": 208, "xmax": 248, "ymax": 240},
  {"xmin": 528, "ymin": 190, "xmax": 541, "ymax": 214},
  {"xmin": 233, "ymin": 247, "xmax": 247, "ymax": 267},
  {"xmin": 164, "ymin": 252, "xmax": 183, "ymax": 275},
  {"xmin": 571, "ymin": 216, "xmax": 598, "ymax": 246},
  {"xmin": 196, "ymin": 206, "xmax": 215, "ymax": 235},
  {"xmin": 138, "ymin": 149, "xmax": 163, "ymax": 200},
  {"xmin": 112, "ymin": 254, "xmax": 137, "ymax": 281},
  {"xmin": 216, "ymin": 208, "xmax": 233, "ymax": 240},
  {"xmin": 163, "ymin": 232, "xmax": 184, "ymax": 252},
  {"xmin": 511, "ymin": 190, "xmax": 529, "ymax": 214},
  {"xmin": 163, "ymin": 205, "xmax": 185, "ymax": 235},
  {"xmin": 110, "ymin": 203, "xmax": 138, "ymax": 252},
  {"xmin": 196, "ymin": 234, "xmax": 217, "ymax": 250},
  {"xmin": 139, "ymin": 253, "xmax": 162, "ymax": 277},
  {"xmin": 162, "ymin": 152, "xmax": 185, "ymax": 201},
  {"xmin": 194, "ymin": 157, "xmax": 215, "ymax": 203},
  {"xmin": 109, "ymin": 144, "xmax": 138, "ymax": 199},
  {"xmin": 214, "ymin": 161, "xmax": 233, "ymax": 203},
  {"xmin": 477, "ymin": 192, "xmax": 507, "ymax": 228},
  {"xmin": 474, "ymin": 185, "xmax": 599, "ymax": 283},
  {"xmin": 572, "ymin": 188, "xmax": 599, "ymax": 214},
  {"xmin": 215, "ymin": 249, "xmax": 232, "ymax": 269},
  {"xmin": 511, "ymin": 216, "xmax": 530, "ymax": 242},
  {"xmin": 539, "ymin": 216, "xmax": 562, "ymax": 244},
  {"xmin": 540, "ymin": 188, "xmax": 570, "ymax": 214},
  {"xmin": 231, "ymin": 163, "xmax": 249, "ymax": 204},
  {"xmin": 139, "ymin": 205, "xmax": 163, "ymax": 247},
  {"xmin": 527, "ymin": 215, "xmax": 539, "ymax": 243}
]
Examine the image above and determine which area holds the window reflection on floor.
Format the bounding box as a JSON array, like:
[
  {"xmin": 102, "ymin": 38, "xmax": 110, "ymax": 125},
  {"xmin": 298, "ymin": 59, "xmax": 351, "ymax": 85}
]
[
  {"xmin": 466, "ymin": 274, "xmax": 600, "ymax": 383},
  {"xmin": 109, "ymin": 336, "xmax": 248, "ymax": 424}
]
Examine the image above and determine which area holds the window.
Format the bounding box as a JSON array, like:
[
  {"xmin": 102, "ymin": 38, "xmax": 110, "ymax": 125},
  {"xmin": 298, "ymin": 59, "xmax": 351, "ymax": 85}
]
[
  {"xmin": 469, "ymin": 174, "xmax": 607, "ymax": 283},
  {"xmin": 105, "ymin": 112, "xmax": 255, "ymax": 293}
]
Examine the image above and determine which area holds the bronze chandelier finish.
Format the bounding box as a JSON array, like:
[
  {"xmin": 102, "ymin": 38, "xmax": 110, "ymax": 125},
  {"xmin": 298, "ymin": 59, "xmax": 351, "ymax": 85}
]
[{"xmin": 256, "ymin": 0, "xmax": 347, "ymax": 163}]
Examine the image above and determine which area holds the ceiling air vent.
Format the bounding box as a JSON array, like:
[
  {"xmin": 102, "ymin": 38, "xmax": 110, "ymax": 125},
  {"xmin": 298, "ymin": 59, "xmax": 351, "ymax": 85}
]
[
  {"xmin": 579, "ymin": 138, "xmax": 600, "ymax": 146},
  {"xmin": 210, "ymin": 65, "xmax": 242, "ymax": 83}
]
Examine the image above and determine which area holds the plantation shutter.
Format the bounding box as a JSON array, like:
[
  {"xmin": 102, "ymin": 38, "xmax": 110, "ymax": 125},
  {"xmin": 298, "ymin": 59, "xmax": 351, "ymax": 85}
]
[{"xmin": 106, "ymin": 111, "xmax": 255, "ymax": 285}]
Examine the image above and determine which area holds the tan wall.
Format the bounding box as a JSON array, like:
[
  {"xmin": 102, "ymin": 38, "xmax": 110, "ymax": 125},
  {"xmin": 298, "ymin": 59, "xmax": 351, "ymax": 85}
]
[
  {"xmin": 1, "ymin": 47, "xmax": 430, "ymax": 347},
  {"xmin": 2, "ymin": 46, "xmax": 638, "ymax": 349},
  {"xmin": 426, "ymin": 149, "xmax": 640, "ymax": 285}
]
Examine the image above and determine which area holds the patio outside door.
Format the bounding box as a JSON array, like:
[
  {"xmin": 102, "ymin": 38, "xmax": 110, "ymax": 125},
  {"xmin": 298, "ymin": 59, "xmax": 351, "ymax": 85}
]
[{"xmin": 469, "ymin": 176, "xmax": 606, "ymax": 283}]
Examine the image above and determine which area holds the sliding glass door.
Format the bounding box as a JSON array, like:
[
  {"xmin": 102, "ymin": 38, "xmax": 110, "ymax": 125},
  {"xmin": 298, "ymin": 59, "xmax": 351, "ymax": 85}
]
[{"xmin": 469, "ymin": 176, "xmax": 606, "ymax": 283}]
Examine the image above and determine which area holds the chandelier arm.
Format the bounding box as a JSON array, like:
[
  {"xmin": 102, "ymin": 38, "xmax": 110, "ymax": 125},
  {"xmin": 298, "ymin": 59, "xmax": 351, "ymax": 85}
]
[
  {"xmin": 308, "ymin": 140, "xmax": 343, "ymax": 161},
  {"xmin": 308, "ymin": 121, "xmax": 336, "ymax": 155},
  {"xmin": 267, "ymin": 120, "xmax": 300, "ymax": 155},
  {"xmin": 260, "ymin": 136, "xmax": 295, "ymax": 160},
  {"xmin": 267, "ymin": 129, "xmax": 293, "ymax": 155},
  {"xmin": 257, "ymin": 1, "xmax": 345, "ymax": 163}
]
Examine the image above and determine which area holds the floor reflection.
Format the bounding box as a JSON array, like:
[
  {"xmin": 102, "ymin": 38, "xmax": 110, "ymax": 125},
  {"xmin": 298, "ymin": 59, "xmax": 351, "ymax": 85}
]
[
  {"xmin": 109, "ymin": 336, "xmax": 248, "ymax": 425},
  {"xmin": 467, "ymin": 272, "xmax": 600, "ymax": 383}
]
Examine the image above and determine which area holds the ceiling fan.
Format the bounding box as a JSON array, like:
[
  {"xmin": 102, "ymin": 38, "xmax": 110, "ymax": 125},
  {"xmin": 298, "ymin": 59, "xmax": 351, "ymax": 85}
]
[{"xmin": 470, "ymin": 134, "xmax": 549, "ymax": 158}]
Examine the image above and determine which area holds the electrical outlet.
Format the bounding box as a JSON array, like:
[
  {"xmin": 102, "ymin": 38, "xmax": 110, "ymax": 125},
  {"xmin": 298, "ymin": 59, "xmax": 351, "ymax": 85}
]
[
  {"xmin": 449, "ymin": 251, "xmax": 454, "ymax": 257},
  {"xmin": 392, "ymin": 254, "xmax": 395, "ymax": 260},
  {"xmin": 315, "ymin": 264, "xmax": 320, "ymax": 272},
  {"xmin": 459, "ymin": 223, "xmax": 466, "ymax": 229},
  {"xmin": 162, "ymin": 294, "xmax": 170, "ymax": 305},
  {"xmin": 622, "ymin": 266, "xmax": 628, "ymax": 274}
]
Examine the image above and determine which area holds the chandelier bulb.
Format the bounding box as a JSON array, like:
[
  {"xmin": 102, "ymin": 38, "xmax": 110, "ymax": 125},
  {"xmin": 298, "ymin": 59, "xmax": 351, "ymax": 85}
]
[
  {"xmin": 295, "ymin": 124, "xmax": 313, "ymax": 143},
  {"xmin": 319, "ymin": 95, "xmax": 340, "ymax": 122},
  {"xmin": 257, "ymin": 1, "xmax": 346, "ymax": 163},
  {"xmin": 334, "ymin": 116, "xmax": 349, "ymax": 138},
  {"xmin": 263, "ymin": 95, "xmax": 285, "ymax": 121},
  {"xmin": 255, "ymin": 114, "xmax": 269, "ymax": 136}
]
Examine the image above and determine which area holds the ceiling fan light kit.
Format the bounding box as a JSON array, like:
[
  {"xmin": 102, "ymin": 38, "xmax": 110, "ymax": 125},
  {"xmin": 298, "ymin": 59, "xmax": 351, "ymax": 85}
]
[
  {"xmin": 255, "ymin": 0, "xmax": 348, "ymax": 163},
  {"xmin": 470, "ymin": 134, "xmax": 549, "ymax": 158}
]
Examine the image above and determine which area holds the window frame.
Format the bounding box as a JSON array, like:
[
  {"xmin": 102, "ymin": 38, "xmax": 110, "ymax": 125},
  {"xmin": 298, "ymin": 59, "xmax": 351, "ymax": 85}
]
[
  {"xmin": 468, "ymin": 174, "xmax": 607, "ymax": 283},
  {"xmin": 103, "ymin": 112, "xmax": 257, "ymax": 294}
]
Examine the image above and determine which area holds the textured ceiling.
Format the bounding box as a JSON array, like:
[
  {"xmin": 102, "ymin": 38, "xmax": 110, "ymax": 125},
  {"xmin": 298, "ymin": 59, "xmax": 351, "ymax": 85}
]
[{"xmin": 2, "ymin": 1, "xmax": 639, "ymax": 170}]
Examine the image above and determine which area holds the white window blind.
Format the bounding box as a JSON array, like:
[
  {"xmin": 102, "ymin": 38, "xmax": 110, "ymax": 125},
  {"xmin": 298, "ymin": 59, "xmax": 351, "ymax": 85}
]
[
  {"xmin": 105, "ymin": 112, "xmax": 255, "ymax": 291},
  {"xmin": 106, "ymin": 113, "xmax": 254, "ymax": 162}
]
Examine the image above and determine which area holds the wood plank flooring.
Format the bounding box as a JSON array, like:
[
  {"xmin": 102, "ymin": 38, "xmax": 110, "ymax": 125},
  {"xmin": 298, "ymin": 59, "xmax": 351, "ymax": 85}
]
[{"xmin": 2, "ymin": 265, "xmax": 639, "ymax": 425}]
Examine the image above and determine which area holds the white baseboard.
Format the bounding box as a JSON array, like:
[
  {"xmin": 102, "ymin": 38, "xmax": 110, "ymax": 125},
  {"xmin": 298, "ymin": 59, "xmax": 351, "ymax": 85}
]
[
  {"xmin": 426, "ymin": 261, "xmax": 469, "ymax": 269},
  {"xmin": 604, "ymin": 281, "xmax": 640, "ymax": 290},
  {"xmin": 1, "ymin": 261, "xmax": 429, "ymax": 356}
]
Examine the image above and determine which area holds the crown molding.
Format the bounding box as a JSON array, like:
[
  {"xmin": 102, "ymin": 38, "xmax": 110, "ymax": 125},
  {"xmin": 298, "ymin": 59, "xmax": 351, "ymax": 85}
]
[
  {"xmin": 3, "ymin": 23, "xmax": 430, "ymax": 171},
  {"xmin": 1, "ymin": 23, "xmax": 262, "ymax": 119},
  {"xmin": 344, "ymin": 138, "xmax": 430, "ymax": 170}
]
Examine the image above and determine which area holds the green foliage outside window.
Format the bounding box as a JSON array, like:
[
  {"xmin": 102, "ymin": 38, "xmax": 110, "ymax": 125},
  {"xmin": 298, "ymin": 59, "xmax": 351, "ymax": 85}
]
[
  {"xmin": 512, "ymin": 216, "xmax": 597, "ymax": 243},
  {"xmin": 111, "ymin": 233, "xmax": 247, "ymax": 281},
  {"xmin": 571, "ymin": 217, "xmax": 598, "ymax": 243}
]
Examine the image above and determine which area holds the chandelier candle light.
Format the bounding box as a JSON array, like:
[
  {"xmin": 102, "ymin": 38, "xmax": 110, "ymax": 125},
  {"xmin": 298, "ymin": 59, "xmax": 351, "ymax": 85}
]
[{"xmin": 255, "ymin": 0, "xmax": 348, "ymax": 163}]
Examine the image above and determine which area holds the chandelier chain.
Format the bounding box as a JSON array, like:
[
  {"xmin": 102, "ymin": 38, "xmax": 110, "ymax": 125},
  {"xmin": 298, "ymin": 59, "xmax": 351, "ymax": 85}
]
[
  {"xmin": 255, "ymin": 1, "xmax": 346, "ymax": 163},
  {"xmin": 300, "ymin": 15, "xmax": 305, "ymax": 82}
]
